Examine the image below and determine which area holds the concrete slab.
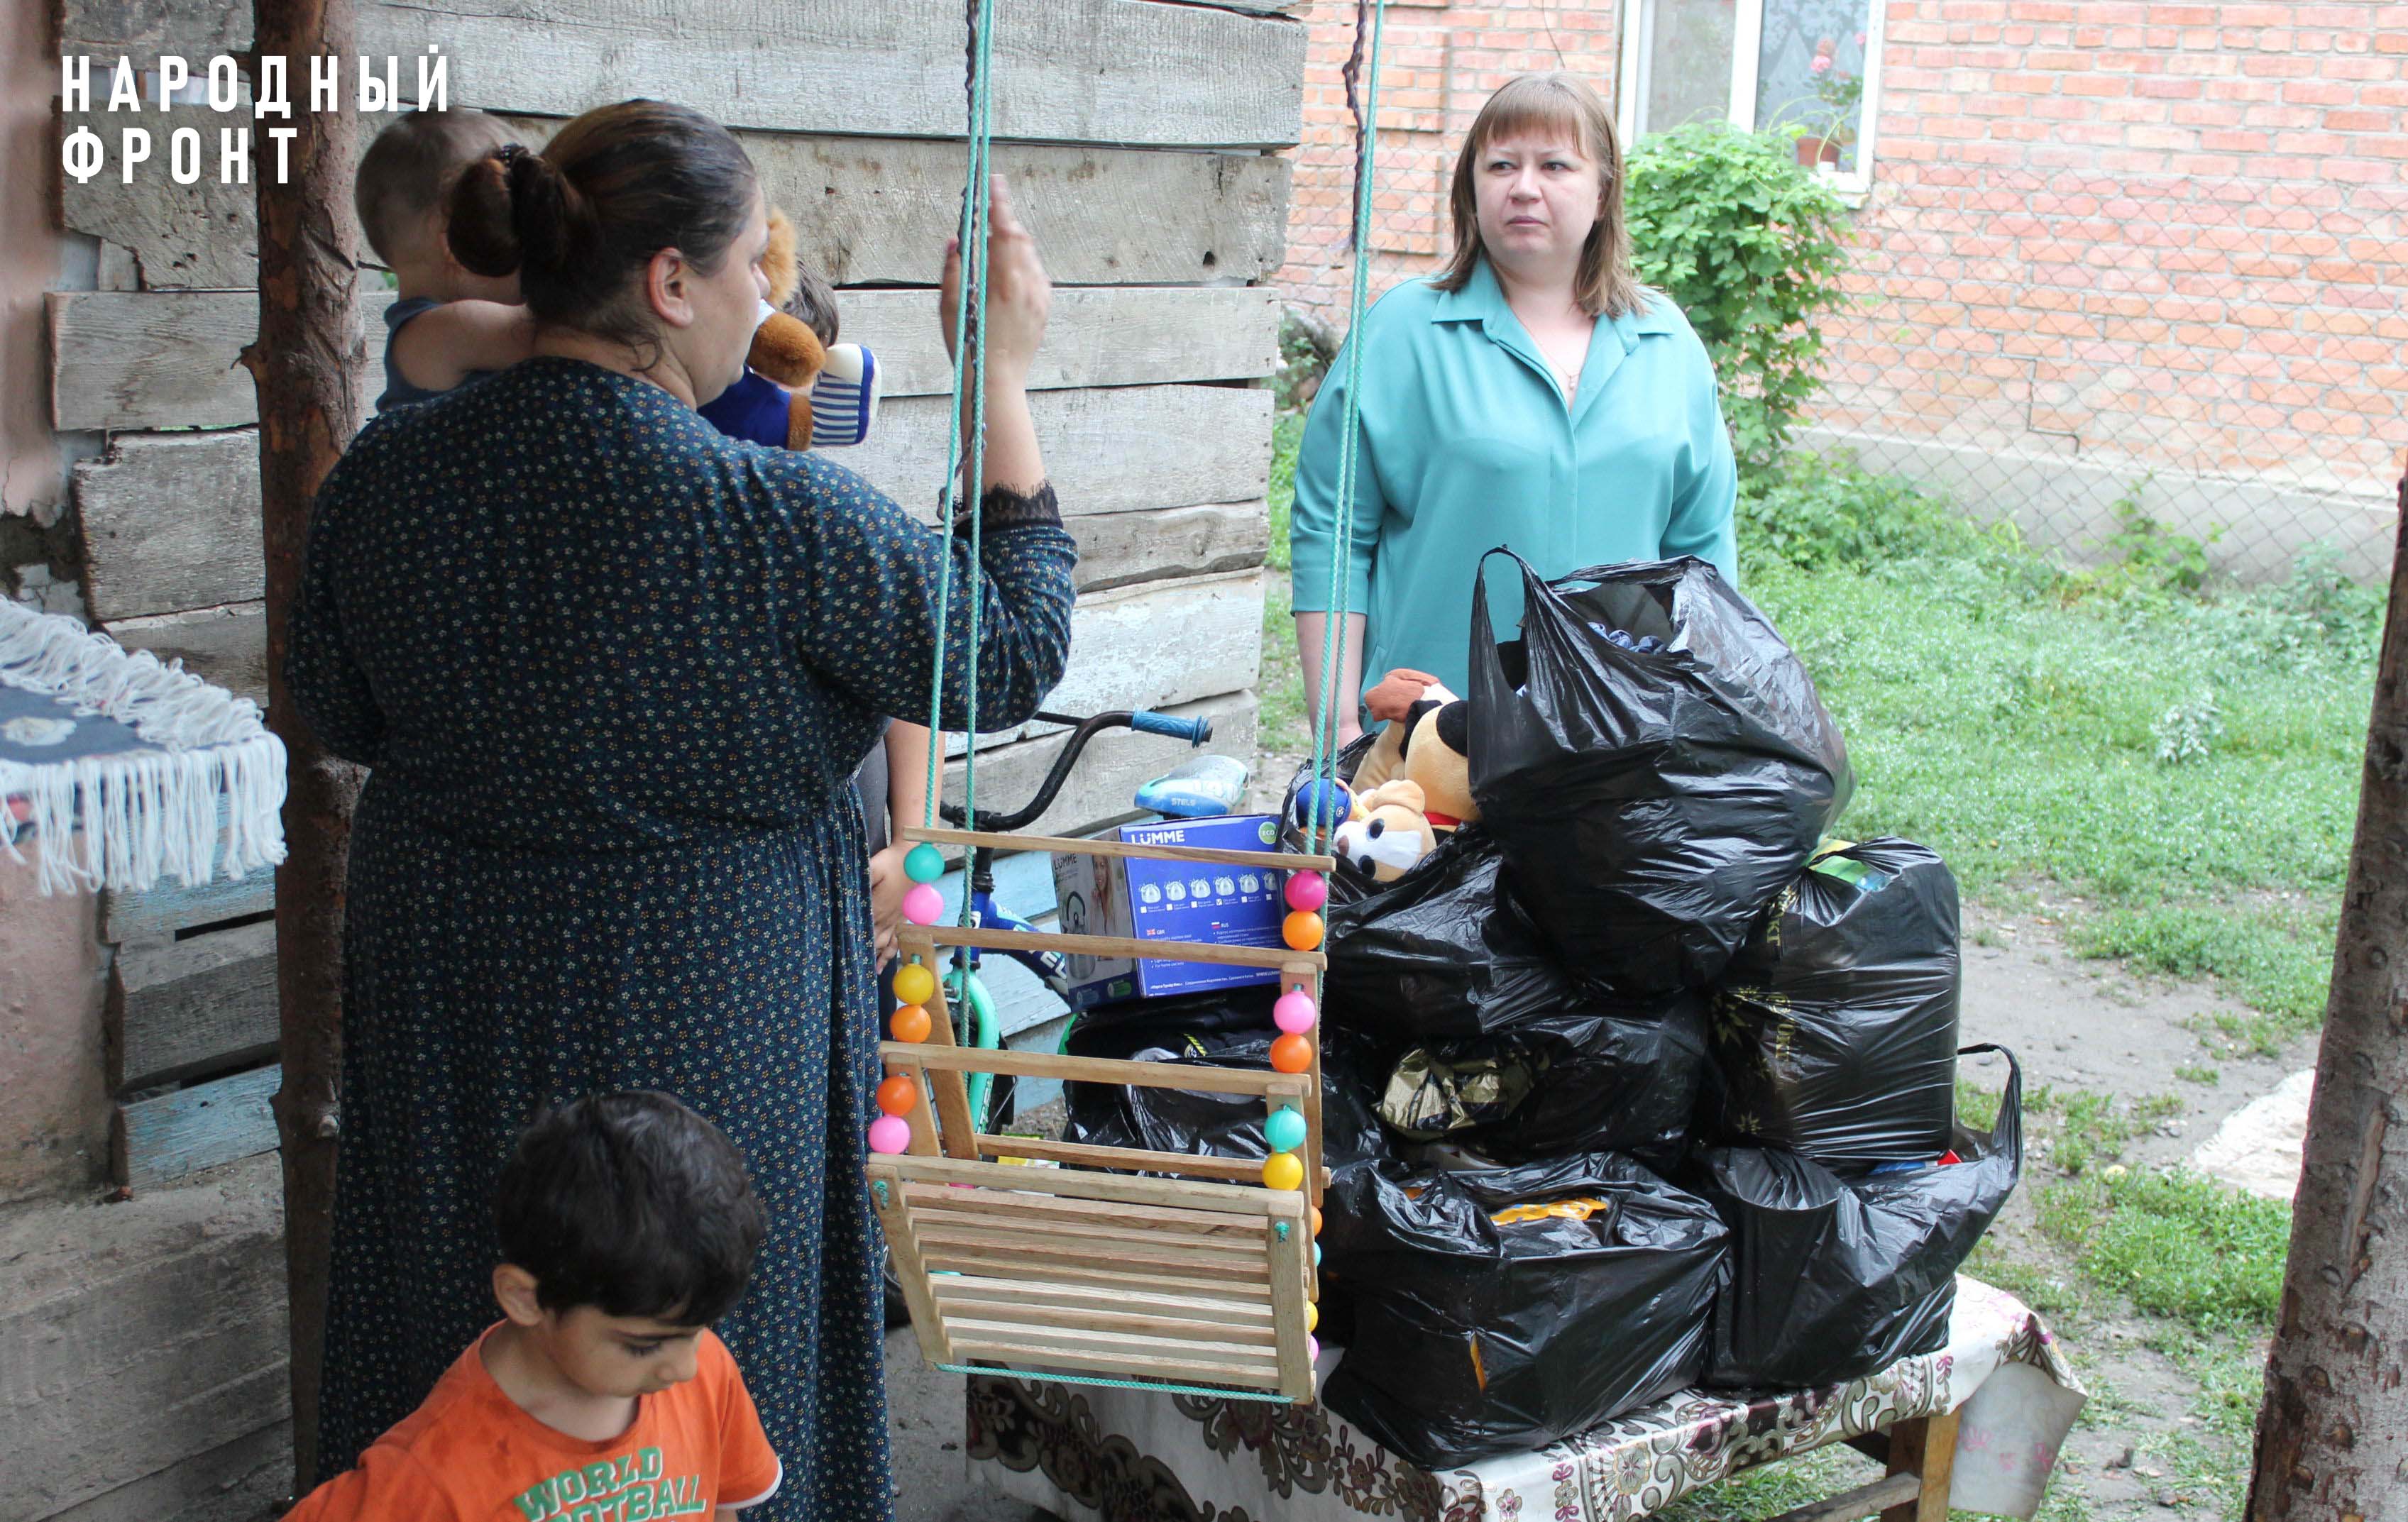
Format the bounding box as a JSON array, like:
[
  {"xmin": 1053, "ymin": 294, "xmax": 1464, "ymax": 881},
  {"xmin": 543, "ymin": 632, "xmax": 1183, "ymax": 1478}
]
[{"xmin": 2191, "ymin": 1066, "xmax": 2315, "ymax": 1202}]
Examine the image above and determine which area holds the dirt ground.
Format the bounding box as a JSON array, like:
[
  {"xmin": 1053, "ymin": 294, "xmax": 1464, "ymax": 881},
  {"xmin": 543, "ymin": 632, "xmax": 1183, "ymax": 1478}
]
[{"xmin": 886, "ymin": 888, "xmax": 2319, "ymax": 1521}]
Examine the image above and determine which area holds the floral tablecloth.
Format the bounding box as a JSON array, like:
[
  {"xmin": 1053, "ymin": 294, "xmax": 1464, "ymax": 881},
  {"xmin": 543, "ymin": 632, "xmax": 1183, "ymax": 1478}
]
[{"xmin": 964, "ymin": 1276, "xmax": 2084, "ymax": 1522}]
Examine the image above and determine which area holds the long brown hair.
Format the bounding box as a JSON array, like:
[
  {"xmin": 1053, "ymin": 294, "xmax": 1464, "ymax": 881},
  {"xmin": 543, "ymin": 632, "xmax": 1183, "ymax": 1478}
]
[
  {"xmin": 446, "ymin": 99, "xmax": 757, "ymax": 353},
  {"xmin": 1430, "ymin": 73, "xmax": 1642, "ymax": 319}
]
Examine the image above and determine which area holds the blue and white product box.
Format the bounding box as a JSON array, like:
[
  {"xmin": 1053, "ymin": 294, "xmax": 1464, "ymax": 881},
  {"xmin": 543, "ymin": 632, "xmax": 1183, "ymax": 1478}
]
[{"xmin": 1050, "ymin": 814, "xmax": 1288, "ymax": 1010}]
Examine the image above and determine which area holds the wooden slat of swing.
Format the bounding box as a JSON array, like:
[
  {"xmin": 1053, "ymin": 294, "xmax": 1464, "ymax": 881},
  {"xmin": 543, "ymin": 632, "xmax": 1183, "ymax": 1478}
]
[
  {"xmin": 947, "ymin": 1338, "xmax": 1285, "ymax": 1390},
  {"xmin": 918, "ymin": 1229, "xmax": 1270, "ymax": 1283},
  {"xmin": 916, "ymin": 1203, "xmax": 1268, "ymax": 1257},
  {"xmin": 946, "ymin": 1317, "xmax": 1280, "ymax": 1368},
  {"xmin": 923, "ymin": 1252, "xmax": 1272, "ymax": 1303},
  {"xmin": 903, "ymin": 1181, "xmax": 1270, "ymax": 1233},
  {"xmin": 931, "ymin": 1274, "xmax": 1277, "ymax": 1332},
  {"xmin": 898, "ymin": 823, "xmax": 1336, "ymax": 876},
  {"xmin": 901, "ymin": 921, "xmax": 1324, "ymax": 973},
  {"xmin": 967, "ymin": 1132, "xmax": 1265, "ymax": 1183},
  {"xmin": 881, "ymin": 1039, "xmax": 1313, "ymax": 1100}
]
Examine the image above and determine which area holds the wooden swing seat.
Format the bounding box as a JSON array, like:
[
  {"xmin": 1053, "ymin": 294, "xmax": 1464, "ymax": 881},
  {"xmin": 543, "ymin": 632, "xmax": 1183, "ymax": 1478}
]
[{"xmin": 870, "ymin": 825, "xmax": 1334, "ymax": 1404}]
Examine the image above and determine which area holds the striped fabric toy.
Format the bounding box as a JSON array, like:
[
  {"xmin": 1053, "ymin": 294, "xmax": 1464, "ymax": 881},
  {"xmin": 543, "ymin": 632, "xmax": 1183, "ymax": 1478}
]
[{"xmin": 808, "ymin": 342, "xmax": 881, "ymax": 448}]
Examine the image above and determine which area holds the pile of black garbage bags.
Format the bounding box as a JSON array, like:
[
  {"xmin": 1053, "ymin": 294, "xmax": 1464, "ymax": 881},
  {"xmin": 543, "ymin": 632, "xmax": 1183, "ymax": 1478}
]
[{"xmin": 1064, "ymin": 555, "xmax": 2021, "ymax": 1470}]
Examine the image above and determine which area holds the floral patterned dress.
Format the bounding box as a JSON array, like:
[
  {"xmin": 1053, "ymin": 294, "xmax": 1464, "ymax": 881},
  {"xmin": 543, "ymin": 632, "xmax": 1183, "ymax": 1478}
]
[{"xmin": 289, "ymin": 356, "xmax": 1077, "ymax": 1519}]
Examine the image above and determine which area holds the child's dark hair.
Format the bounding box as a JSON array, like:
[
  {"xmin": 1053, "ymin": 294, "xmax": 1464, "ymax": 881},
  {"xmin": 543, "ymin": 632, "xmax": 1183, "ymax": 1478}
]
[
  {"xmin": 494, "ymin": 1091, "xmax": 764, "ymax": 1326},
  {"xmin": 786, "ymin": 265, "xmax": 840, "ymax": 347},
  {"xmin": 446, "ymin": 98, "xmax": 757, "ymax": 357},
  {"xmin": 354, "ymin": 109, "xmax": 519, "ymax": 266}
]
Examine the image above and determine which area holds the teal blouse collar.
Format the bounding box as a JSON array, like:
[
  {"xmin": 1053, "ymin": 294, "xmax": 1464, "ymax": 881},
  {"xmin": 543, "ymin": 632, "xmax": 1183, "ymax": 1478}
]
[{"xmin": 1429, "ymin": 255, "xmax": 1681, "ymax": 422}]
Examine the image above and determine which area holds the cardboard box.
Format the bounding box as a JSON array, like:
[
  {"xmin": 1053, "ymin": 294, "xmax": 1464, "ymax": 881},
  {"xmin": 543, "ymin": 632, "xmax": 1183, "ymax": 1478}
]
[{"xmin": 1050, "ymin": 815, "xmax": 1288, "ymax": 1010}]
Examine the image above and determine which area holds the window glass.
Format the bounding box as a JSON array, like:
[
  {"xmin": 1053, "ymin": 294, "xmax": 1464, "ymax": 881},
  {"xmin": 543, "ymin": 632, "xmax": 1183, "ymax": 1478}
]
[
  {"xmin": 1639, "ymin": 0, "xmax": 1738, "ymax": 134},
  {"xmin": 1754, "ymin": 0, "xmax": 1872, "ymax": 172}
]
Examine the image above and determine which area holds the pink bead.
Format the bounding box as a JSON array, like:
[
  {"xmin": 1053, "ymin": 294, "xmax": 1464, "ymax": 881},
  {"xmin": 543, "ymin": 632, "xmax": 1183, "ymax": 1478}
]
[
  {"xmin": 902, "ymin": 882, "xmax": 945, "ymax": 926},
  {"xmin": 1285, "ymin": 871, "xmax": 1328, "ymax": 912},
  {"xmin": 867, "ymin": 1115, "xmax": 913, "ymax": 1154},
  {"xmin": 1307, "ymin": 1335, "xmax": 1321, "ymax": 1364},
  {"xmin": 1274, "ymin": 989, "xmax": 1319, "ymax": 1035}
]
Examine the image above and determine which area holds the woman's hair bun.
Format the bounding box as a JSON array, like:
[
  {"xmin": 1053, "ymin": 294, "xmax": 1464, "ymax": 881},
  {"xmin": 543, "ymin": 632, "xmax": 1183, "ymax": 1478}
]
[{"xmin": 445, "ymin": 143, "xmax": 599, "ymax": 282}]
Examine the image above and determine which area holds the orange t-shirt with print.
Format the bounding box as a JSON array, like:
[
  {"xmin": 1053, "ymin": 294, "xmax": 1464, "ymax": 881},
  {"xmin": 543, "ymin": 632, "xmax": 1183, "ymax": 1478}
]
[{"xmin": 287, "ymin": 1325, "xmax": 780, "ymax": 1521}]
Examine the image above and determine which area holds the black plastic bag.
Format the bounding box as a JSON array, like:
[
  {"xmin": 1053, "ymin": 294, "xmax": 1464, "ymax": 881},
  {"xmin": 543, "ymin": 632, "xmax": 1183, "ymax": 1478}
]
[
  {"xmin": 1378, "ymin": 990, "xmax": 1708, "ymax": 1169},
  {"xmin": 1705, "ymin": 839, "xmax": 1962, "ymax": 1173},
  {"xmin": 1467, "ymin": 551, "xmax": 1852, "ymax": 993},
  {"xmin": 1686, "ymin": 1044, "xmax": 2021, "ymax": 1391},
  {"xmin": 1319, "ymin": 1152, "xmax": 1727, "ymax": 1469},
  {"xmin": 1060, "ymin": 987, "xmax": 1389, "ymax": 1172}
]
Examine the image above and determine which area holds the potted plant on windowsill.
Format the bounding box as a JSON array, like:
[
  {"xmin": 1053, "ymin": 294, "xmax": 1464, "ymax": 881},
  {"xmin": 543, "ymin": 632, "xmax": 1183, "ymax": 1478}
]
[{"xmin": 1794, "ymin": 36, "xmax": 1863, "ymax": 171}]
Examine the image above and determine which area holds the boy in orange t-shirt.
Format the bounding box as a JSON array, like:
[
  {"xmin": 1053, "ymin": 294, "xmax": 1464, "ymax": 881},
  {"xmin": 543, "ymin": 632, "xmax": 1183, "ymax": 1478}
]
[{"xmin": 288, "ymin": 1092, "xmax": 781, "ymax": 1521}]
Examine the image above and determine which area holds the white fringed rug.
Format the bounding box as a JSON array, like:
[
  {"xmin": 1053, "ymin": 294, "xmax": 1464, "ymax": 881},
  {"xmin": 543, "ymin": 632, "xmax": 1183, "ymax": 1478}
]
[{"xmin": 0, "ymin": 597, "xmax": 285, "ymax": 896}]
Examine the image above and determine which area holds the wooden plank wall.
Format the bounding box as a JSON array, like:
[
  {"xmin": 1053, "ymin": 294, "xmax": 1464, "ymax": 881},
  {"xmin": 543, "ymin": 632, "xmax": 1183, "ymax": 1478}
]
[{"xmin": 55, "ymin": 0, "xmax": 1299, "ymax": 1191}]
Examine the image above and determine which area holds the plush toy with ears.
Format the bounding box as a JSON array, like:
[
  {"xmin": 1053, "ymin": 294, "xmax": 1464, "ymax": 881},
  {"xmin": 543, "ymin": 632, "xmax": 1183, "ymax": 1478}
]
[
  {"xmin": 1353, "ymin": 668, "xmax": 1480, "ymax": 828},
  {"xmin": 700, "ymin": 207, "xmax": 883, "ymax": 451},
  {"xmin": 1333, "ymin": 778, "xmax": 1436, "ymax": 883}
]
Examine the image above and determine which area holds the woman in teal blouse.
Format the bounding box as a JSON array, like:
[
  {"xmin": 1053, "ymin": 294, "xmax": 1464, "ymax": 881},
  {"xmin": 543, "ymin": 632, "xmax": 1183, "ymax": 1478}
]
[{"xmin": 1291, "ymin": 72, "xmax": 1737, "ymax": 742}]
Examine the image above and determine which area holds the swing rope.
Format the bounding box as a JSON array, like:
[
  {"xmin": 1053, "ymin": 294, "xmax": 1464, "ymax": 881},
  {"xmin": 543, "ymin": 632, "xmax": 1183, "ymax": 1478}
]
[
  {"xmin": 900, "ymin": 0, "xmax": 1390, "ymax": 1408},
  {"xmin": 1304, "ymin": 0, "xmax": 1389, "ymax": 858}
]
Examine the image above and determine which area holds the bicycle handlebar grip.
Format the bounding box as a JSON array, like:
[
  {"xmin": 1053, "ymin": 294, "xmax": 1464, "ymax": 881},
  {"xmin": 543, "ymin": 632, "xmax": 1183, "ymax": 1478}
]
[{"xmin": 1131, "ymin": 710, "xmax": 1211, "ymax": 744}]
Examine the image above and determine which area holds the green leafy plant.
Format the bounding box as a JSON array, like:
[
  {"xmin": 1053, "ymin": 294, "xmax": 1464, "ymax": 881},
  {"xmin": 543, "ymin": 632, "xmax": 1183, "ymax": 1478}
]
[{"xmin": 1624, "ymin": 123, "xmax": 1854, "ymax": 478}]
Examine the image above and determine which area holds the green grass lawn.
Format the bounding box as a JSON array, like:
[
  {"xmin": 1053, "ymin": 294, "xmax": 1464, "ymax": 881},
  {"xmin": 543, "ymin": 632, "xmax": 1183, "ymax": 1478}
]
[{"xmin": 1260, "ymin": 425, "xmax": 2382, "ymax": 1040}]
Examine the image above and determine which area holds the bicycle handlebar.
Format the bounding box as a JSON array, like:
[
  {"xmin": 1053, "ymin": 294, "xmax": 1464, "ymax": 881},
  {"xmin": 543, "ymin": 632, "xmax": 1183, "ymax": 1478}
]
[{"xmin": 940, "ymin": 708, "xmax": 1210, "ymax": 833}]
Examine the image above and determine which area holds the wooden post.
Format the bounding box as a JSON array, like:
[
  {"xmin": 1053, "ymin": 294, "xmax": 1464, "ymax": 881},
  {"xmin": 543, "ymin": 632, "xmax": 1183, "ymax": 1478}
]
[
  {"xmin": 1879, "ymin": 1409, "xmax": 1958, "ymax": 1522},
  {"xmin": 2243, "ymin": 475, "xmax": 2408, "ymax": 1522},
  {"xmin": 241, "ymin": 0, "xmax": 365, "ymax": 1494}
]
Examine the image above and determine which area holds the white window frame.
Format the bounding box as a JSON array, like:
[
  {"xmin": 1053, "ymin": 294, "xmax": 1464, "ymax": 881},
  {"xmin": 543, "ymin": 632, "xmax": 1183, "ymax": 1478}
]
[{"xmin": 1616, "ymin": 0, "xmax": 1886, "ymax": 197}]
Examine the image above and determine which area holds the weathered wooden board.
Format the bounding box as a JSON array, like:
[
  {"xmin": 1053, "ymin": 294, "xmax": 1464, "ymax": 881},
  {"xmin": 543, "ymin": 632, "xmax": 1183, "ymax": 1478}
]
[
  {"xmin": 942, "ymin": 570, "xmax": 1262, "ymax": 757},
  {"xmin": 1074, "ymin": 501, "xmax": 1268, "ymax": 594},
  {"xmin": 103, "ymin": 865, "xmax": 273, "ymax": 948},
  {"xmin": 49, "ymin": 286, "xmax": 1274, "ymax": 432},
  {"xmin": 75, "ymin": 389, "xmax": 1271, "ymax": 617},
  {"xmin": 103, "ymin": 602, "xmax": 268, "ymax": 705},
  {"xmin": 0, "ymin": 1152, "xmax": 287, "ymax": 1517},
  {"xmin": 74, "ymin": 433, "xmax": 264, "ymax": 619},
  {"xmin": 108, "ymin": 920, "xmax": 277, "ymax": 1091},
  {"xmin": 850, "ymin": 386, "xmax": 1274, "ymax": 520},
  {"xmin": 110, "ymin": 1063, "xmax": 280, "ymax": 1189},
  {"xmin": 65, "ymin": 114, "xmax": 1289, "ymax": 292},
  {"xmin": 62, "ymin": 0, "xmax": 1306, "ymax": 148}
]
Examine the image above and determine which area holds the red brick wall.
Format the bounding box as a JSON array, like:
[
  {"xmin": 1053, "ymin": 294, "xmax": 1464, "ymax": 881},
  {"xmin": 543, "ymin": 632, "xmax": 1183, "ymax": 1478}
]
[
  {"xmin": 1823, "ymin": 0, "xmax": 2407, "ymax": 531},
  {"xmin": 1276, "ymin": 0, "xmax": 1627, "ymax": 326}
]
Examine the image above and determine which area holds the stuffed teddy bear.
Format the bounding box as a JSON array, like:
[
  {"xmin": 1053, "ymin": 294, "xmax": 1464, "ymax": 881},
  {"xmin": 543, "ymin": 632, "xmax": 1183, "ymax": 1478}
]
[
  {"xmin": 699, "ymin": 207, "xmax": 880, "ymax": 451},
  {"xmin": 1333, "ymin": 778, "xmax": 1436, "ymax": 883},
  {"xmin": 1352, "ymin": 668, "xmax": 1480, "ymax": 829}
]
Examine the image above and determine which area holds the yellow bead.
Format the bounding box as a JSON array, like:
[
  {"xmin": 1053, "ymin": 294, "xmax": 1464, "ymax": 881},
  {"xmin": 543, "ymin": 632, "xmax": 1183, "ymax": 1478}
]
[
  {"xmin": 1262, "ymin": 1152, "xmax": 1304, "ymax": 1192},
  {"xmin": 893, "ymin": 961, "xmax": 936, "ymax": 1007},
  {"xmin": 1304, "ymin": 1301, "xmax": 1319, "ymax": 1333}
]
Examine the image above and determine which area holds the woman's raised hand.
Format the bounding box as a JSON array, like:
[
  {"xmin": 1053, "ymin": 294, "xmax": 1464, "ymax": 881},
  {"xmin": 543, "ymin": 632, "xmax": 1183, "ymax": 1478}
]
[{"xmin": 940, "ymin": 173, "xmax": 1051, "ymax": 385}]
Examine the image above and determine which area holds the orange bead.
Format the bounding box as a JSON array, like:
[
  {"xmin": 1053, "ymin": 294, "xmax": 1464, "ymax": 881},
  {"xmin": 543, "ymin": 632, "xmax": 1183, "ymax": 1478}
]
[
  {"xmin": 890, "ymin": 1004, "xmax": 933, "ymax": 1043},
  {"xmin": 1310, "ymin": 1206, "xmax": 1324, "ymax": 1235},
  {"xmin": 1282, "ymin": 911, "xmax": 1325, "ymax": 952},
  {"xmin": 876, "ymin": 1074, "xmax": 919, "ymax": 1117},
  {"xmin": 1269, "ymin": 1032, "xmax": 1314, "ymax": 1074}
]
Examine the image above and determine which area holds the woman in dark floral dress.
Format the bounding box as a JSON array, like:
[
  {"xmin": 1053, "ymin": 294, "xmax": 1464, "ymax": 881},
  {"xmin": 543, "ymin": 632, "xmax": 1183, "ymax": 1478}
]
[{"xmin": 289, "ymin": 101, "xmax": 1073, "ymax": 1520}]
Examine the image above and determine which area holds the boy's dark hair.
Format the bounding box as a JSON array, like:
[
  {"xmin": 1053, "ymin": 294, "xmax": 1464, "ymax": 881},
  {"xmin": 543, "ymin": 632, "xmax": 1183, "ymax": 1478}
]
[
  {"xmin": 355, "ymin": 109, "xmax": 519, "ymax": 266},
  {"xmin": 494, "ymin": 1091, "xmax": 764, "ymax": 1326},
  {"xmin": 785, "ymin": 265, "xmax": 840, "ymax": 347}
]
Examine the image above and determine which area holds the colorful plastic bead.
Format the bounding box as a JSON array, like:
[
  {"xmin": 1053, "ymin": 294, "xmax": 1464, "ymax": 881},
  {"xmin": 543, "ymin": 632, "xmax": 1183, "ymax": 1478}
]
[
  {"xmin": 875, "ymin": 1074, "xmax": 919, "ymax": 1117},
  {"xmin": 1310, "ymin": 1205, "xmax": 1323, "ymax": 1236},
  {"xmin": 902, "ymin": 882, "xmax": 945, "ymax": 926},
  {"xmin": 893, "ymin": 961, "xmax": 936, "ymax": 1007},
  {"xmin": 1284, "ymin": 870, "xmax": 1328, "ymax": 913},
  {"xmin": 1265, "ymin": 1106, "xmax": 1308, "ymax": 1153},
  {"xmin": 1262, "ymin": 1151, "xmax": 1305, "ymax": 1192},
  {"xmin": 1282, "ymin": 911, "xmax": 1324, "ymax": 952},
  {"xmin": 1273, "ymin": 988, "xmax": 1318, "ymax": 1035},
  {"xmin": 904, "ymin": 841, "xmax": 945, "ymax": 884},
  {"xmin": 1307, "ymin": 1335, "xmax": 1321, "ymax": 1364},
  {"xmin": 1312, "ymin": 1242, "xmax": 1323, "ymax": 1267},
  {"xmin": 890, "ymin": 1004, "xmax": 933, "ymax": 1043},
  {"xmin": 867, "ymin": 1115, "xmax": 912, "ymax": 1154},
  {"xmin": 1268, "ymin": 1033, "xmax": 1314, "ymax": 1074},
  {"xmin": 1304, "ymin": 1301, "xmax": 1319, "ymax": 1333}
]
